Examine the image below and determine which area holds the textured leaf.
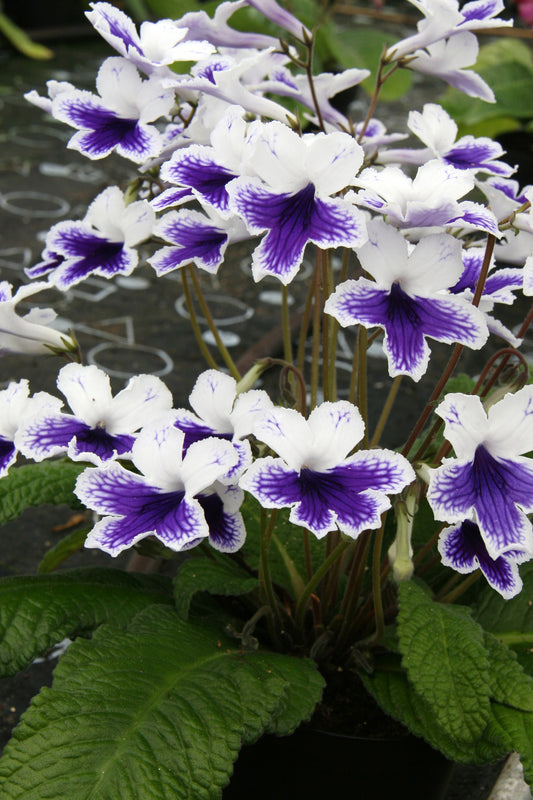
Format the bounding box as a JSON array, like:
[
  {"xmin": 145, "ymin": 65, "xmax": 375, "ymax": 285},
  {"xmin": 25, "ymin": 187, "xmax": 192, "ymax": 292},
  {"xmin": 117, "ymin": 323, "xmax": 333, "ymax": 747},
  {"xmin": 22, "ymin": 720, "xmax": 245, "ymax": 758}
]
[
  {"xmin": 398, "ymin": 581, "xmax": 491, "ymax": 743},
  {"xmin": 474, "ymin": 562, "xmax": 533, "ymax": 676},
  {"xmin": 491, "ymin": 704, "xmax": 533, "ymax": 786},
  {"xmin": 362, "ymin": 659, "xmax": 508, "ymax": 764},
  {"xmin": 174, "ymin": 554, "xmax": 258, "ymax": 619},
  {"xmin": 0, "ymin": 605, "xmax": 324, "ymax": 800},
  {"xmin": 0, "ymin": 568, "xmax": 173, "ymax": 677},
  {"xmin": 475, "ymin": 561, "xmax": 533, "ymax": 639},
  {"xmin": 0, "ymin": 462, "xmax": 85, "ymax": 524},
  {"xmin": 37, "ymin": 527, "xmax": 90, "ymax": 573},
  {"xmin": 484, "ymin": 632, "xmax": 533, "ymax": 712}
]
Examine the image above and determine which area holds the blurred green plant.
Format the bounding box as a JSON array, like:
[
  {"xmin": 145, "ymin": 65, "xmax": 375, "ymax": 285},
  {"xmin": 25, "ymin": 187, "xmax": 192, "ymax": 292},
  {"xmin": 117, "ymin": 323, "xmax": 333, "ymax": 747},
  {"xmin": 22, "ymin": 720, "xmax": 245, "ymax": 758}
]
[{"xmin": 440, "ymin": 37, "xmax": 533, "ymax": 138}]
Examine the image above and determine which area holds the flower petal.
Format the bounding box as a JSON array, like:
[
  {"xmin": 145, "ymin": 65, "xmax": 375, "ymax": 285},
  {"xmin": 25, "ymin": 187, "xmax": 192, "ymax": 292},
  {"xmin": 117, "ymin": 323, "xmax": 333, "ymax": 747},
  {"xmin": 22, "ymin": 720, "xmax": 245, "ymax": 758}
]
[{"xmin": 438, "ymin": 519, "xmax": 526, "ymax": 599}]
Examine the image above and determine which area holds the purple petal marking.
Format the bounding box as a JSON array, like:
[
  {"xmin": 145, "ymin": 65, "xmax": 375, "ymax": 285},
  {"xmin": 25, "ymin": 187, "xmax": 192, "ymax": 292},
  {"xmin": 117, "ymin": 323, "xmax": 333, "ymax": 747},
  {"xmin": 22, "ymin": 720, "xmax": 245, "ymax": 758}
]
[
  {"xmin": 451, "ymin": 249, "xmax": 483, "ymax": 294},
  {"xmin": 460, "ymin": 0, "xmax": 504, "ymax": 22},
  {"xmin": 151, "ymin": 220, "xmax": 227, "ymax": 275},
  {"xmin": 336, "ymin": 453, "xmax": 411, "ymax": 494},
  {"xmin": 430, "ymin": 446, "xmax": 533, "ymax": 556},
  {"xmin": 0, "ymin": 436, "xmax": 16, "ymax": 476},
  {"xmin": 151, "ymin": 187, "xmax": 192, "ymax": 210},
  {"xmin": 243, "ymin": 457, "xmax": 392, "ymax": 538},
  {"xmin": 155, "ymin": 496, "xmax": 206, "ymax": 549},
  {"xmin": 70, "ymin": 428, "xmax": 135, "ymax": 461},
  {"xmin": 90, "ymin": 4, "xmax": 142, "ymax": 54},
  {"xmin": 50, "ymin": 229, "xmax": 130, "ymax": 288},
  {"xmin": 326, "ymin": 280, "xmax": 390, "ymax": 328},
  {"xmin": 415, "ymin": 293, "xmax": 484, "ymax": 346},
  {"xmin": 59, "ymin": 96, "xmax": 140, "ymax": 156},
  {"xmin": 234, "ymin": 182, "xmax": 364, "ymax": 283},
  {"xmin": 84, "ymin": 476, "xmax": 206, "ymax": 554},
  {"xmin": 198, "ymin": 492, "xmax": 246, "ymax": 552},
  {"xmin": 484, "ymin": 268, "xmax": 524, "ymax": 300},
  {"xmin": 76, "ymin": 464, "xmax": 154, "ymax": 516},
  {"xmin": 294, "ymin": 467, "xmax": 387, "ymax": 537},
  {"xmin": 439, "ymin": 519, "xmax": 524, "ymax": 598},
  {"xmin": 73, "ymin": 117, "xmax": 154, "ymax": 161},
  {"xmin": 328, "ymin": 280, "xmax": 484, "ymax": 379},
  {"xmin": 453, "ymin": 202, "xmax": 500, "ymax": 236},
  {"xmin": 445, "ymin": 140, "xmax": 509, "ymax": 173},
  {"xmin": 174, "ymin": 417, "xmax": 222, "ymax": 452},
  {"xmin": 194, "ymin": 60, "xmax": 230, "ymax": 84},
  {"xmin": 243, "ymin": 457, "xmax": 303, "ymax": 508},
  {"xmin": 19, "ymin": 415, "xmax": 87, "ymax": 459},
  {"xmin": 26, "ymin": 250, "xmax": 64, "ymax": 279},
  {"xmin": 453, "ymin": 253, "xmax": 522, "ymax": 300},
  {"xmin": 166, "ymin": 151, "xmax": 237, "ymax": 213}
]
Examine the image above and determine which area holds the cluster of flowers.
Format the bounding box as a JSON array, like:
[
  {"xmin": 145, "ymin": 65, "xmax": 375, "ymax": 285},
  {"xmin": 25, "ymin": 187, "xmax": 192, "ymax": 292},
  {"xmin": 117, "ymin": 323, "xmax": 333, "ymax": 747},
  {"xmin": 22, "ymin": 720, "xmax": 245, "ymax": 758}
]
[{"xmin": 2, "ymin": 0, "xmax": 533, "ymax": 600}]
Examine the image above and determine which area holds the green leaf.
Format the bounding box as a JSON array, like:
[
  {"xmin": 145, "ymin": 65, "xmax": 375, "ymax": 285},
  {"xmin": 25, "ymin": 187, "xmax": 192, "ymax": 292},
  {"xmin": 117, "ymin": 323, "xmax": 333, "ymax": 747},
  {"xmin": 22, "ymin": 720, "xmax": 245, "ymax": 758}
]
[
  {"xmin": 0, "ymin": 461, "xmax": 86, "ymax": 525},
  {"xmin": 474, "ymin": 562, "xmax": 533, "ymax": 675},
  {"xmin": 333, "ymin": 27, "xmax": 412, "ymax": 100},
  {"xmin": 0, "ymin": 568, "xmax": 173, "ymax": 677},
  {"xmin": 484, "ymin": 632, "xmax": 533, "ymax": 712},
  {"xmin": 362, "ymin": 658, "xmax": 508, "ymax": 764},
  {"xmin": 0, "ymin": 605, "xmax": 324, "ymax": 799},
  {"xmin": 0, "ymin": 12, "xmax": 53, "ymax": 59},
  {"xmin": 398, "ymin": 581, "xmax": 491, "ymax": 744},
  {"xmin": 173, "ymin": 554, "xmax": 258, "ymax": 619},
  {"xmin": 37, "ymin": 527, "xmax": 90, "ymax": 573},
  {"xmin": 491, "ymin": 704, "xmax": 533, "ymax": 786},
  {"xmin": 474, "ymin": 561, "xmax": 533, "ymax": 646}
]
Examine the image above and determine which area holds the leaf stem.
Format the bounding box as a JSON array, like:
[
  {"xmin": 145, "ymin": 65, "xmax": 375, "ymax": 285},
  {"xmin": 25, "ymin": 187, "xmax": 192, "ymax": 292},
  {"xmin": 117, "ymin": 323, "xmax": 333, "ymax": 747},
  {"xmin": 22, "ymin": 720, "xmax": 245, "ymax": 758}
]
[
  {"xmin": 181, "ymin": 269, "xmax": 220, "ymax": 371},
  {"xmin": 294, "ymin": 539, "xmax": 350, "ymax": 633},
  {"xmin": 188, "ymin": 266, "xmax": 241, "ymax": 381}
]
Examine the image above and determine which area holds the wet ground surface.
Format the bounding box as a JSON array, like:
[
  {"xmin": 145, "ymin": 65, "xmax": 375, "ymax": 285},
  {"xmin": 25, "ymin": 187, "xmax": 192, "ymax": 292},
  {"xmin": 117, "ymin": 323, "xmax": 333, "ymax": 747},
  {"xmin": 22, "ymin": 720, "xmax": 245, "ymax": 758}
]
[{"xmin": 0, "ymin": 27, "xmax": 531, "ymax": 799}]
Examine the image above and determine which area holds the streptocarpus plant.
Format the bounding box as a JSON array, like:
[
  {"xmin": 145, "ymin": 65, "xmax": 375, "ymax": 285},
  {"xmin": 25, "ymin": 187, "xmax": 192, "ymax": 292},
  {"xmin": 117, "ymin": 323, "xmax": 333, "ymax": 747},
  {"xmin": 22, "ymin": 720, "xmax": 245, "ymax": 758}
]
[{"xmin": 2, "ymin": 0, "xmax": 533, "ymax": 797}]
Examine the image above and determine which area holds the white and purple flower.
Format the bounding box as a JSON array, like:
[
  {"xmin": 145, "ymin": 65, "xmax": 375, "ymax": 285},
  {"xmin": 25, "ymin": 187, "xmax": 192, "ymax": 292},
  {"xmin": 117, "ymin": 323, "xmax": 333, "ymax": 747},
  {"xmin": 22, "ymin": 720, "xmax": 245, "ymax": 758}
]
[
  {"xmin": 176, "ymin": 0, "xmax": 278, "ymax": 50},
  {"xmin": 240, "ymin": 401, "xmax": 415, "ymax": 538},
  {"xmin": 386, "ymin": 0, "xmax": 511, "ymax": 62},
  {"xmin": 381, "ymin": 103, "xmax": 513, "ymax": 177},
  {"xmin": 227, "ymin": 122, "xmax": 368, "ymax": 284},
  {"xmin": 352, "ymin": 160, "xmax": 499, "ymax": 236},
  {"xmin": 51, "ymin": 57, "xmax": 175, "ymax": 162},
  {"xmin": 86, "ymin": 2, "xmax": 215, "ymax": 75},
  {"xmin": 173, "ymin": 369, "xmax": 273, "ymax": 483},
  {"xmin": 451, "ymin": 246, "xmax": 523, "ymax": 346},
  {"xmin": 0, "ymin": 381, "xmax": 55, "ymax": 477},
  {"xmin": 149, "ymin": 206, "xmax": 250, "ymax": 276},
  {"xmin": 156, "ymin": 107, "xmax": 254, "ymax": 215},
  {"xmin": 75, "ymin": 421, "xmax": 239, "ymax": 556},
  {"xmin": 27, "ymin": 186, "xmax": 155, "ymax": 290},
  {"xmin": 405, "ymin": 32, "xmax": 495, "ymax": 101},
  {"xmin": 438, "ymin": 516, "xmax": 530, "ymax": 599},
  {"xmin": 324, "ymin": 221, "xmax": 489, "ymax": 381},
  {"xmin": 16, "ymin": 363, "xmax": 174, "ymax": 465},
  {"xmin": 259, "ymin": 67, "xmax": 370, "ymax": 129},
  {"xmin": 428, "ymin": 388, "xmax": 533, "ymax": 559}
]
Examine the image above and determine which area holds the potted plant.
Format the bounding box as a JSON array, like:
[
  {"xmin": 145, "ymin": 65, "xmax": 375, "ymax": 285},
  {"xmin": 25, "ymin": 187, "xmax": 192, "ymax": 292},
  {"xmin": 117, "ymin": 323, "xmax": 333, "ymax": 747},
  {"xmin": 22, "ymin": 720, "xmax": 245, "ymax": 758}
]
[{"xmin": 1, "ymin": 1, "xmax": 533, "ymax": 798}]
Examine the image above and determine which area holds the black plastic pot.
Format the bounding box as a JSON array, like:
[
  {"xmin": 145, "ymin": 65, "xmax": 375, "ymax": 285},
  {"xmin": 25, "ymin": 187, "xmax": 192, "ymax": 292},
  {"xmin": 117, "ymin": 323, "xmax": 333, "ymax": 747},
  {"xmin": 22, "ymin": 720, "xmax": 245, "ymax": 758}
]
[{"xmin": 223, "ymin": 726, "xmax": 454, "ymax": 800}]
